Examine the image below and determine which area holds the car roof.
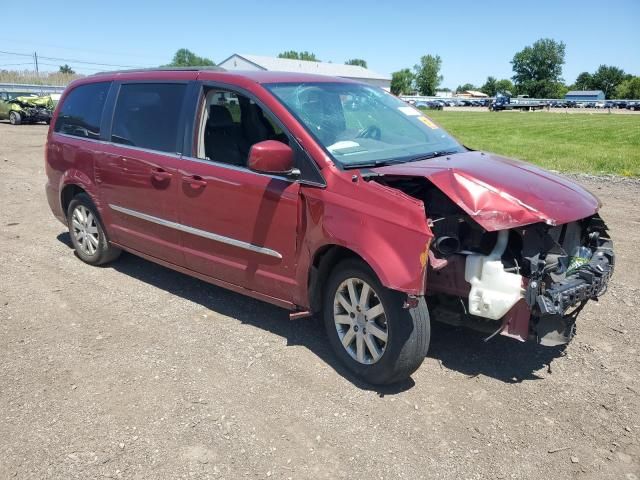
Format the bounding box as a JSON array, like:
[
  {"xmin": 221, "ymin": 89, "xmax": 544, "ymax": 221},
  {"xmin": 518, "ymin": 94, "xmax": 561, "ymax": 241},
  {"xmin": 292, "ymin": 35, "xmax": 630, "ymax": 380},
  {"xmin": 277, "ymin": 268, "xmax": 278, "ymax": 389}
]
[{"xmin": 72, "ymin": 68, "xmax": 358, "ymax": 88}]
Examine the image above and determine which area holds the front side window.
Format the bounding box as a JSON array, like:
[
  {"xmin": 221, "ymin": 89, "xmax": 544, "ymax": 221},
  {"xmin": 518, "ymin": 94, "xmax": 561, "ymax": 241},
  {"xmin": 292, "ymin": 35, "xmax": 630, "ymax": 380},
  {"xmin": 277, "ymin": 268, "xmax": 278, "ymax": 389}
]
[
  {"xmin": 265, "ymin": 82, "xmax": 464, "ymax": 168},
  {"xmin": 111, "ymin": 83, "xmax": 186, "ymax": 153},
  {"xmin": 195, "ymin": 88, "xmax": 288, "ymax": 166},
  {"xmin": 54, "ymin": 82, "xmax": 110, "ymax": 139}
]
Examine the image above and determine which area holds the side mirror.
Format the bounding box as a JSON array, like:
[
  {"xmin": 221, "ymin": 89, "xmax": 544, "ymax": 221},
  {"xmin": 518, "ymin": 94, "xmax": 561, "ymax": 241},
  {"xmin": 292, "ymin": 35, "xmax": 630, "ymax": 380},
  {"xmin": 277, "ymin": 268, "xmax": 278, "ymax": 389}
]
[{"xmin": 248, "ymin": 140, "xmax": 297, "ymax": 176}]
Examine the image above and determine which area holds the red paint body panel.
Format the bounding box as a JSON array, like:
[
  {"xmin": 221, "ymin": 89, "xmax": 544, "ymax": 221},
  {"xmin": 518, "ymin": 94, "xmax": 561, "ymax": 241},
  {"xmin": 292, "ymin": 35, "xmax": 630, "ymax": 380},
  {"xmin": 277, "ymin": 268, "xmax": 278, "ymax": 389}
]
[
  {"xmin": 292, "ymin": 174, "xmax": 432, "ymax": 305},
  {"xmin": 46, "ymin": 133, "xmax": 103, "ymax": 222},
  {"xmin": 373, "ymin": 151, "xmax": 600, "ymax": 230},
  {"xmin": 177, "ymin": 158, "xmax": 300, "ymax": 301},
  {"xmin": 95, "ymin": 143, "xmax": 185, "ymax": 265}
]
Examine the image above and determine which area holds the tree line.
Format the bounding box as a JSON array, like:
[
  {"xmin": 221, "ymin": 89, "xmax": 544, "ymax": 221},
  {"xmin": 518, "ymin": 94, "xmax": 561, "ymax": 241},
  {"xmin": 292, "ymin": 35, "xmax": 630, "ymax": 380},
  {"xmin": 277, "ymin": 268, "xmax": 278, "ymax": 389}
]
[
  {"xmin": 161, "ymin": 49, "xmax": 368, "ymax": 70},
  {"xmin": 391, "ymin": 38, "xmax": 640, "ymax": 99},
  {"xmin": 112, "ymin": 46, "xmax": 638, "ymax": 100}
]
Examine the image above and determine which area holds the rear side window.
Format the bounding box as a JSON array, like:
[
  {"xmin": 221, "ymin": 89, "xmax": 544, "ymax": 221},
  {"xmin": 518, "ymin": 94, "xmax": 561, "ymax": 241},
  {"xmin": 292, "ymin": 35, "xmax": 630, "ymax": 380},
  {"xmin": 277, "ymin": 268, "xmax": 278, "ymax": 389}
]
[
  {"xmin": 54, "ymin": 82, "xmax": 110, "ymax": 139},
  {"xmin": 111, "ymin": 83, "xmax": 186, "ymax": 153}
]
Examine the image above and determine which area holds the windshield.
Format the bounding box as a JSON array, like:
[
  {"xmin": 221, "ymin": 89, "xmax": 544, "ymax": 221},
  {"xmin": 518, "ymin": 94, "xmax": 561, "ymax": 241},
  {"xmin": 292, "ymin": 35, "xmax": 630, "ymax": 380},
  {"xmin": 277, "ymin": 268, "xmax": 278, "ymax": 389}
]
[{"xmin": 264, "ymin": 82, "xmax": 464, "ymax": 168}]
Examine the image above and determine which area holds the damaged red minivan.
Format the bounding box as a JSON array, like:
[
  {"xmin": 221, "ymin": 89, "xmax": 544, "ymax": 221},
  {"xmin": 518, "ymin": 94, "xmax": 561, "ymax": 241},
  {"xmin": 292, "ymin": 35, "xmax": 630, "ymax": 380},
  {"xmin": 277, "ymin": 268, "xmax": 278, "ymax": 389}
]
[{"xmin": 45, "ymin": 68, "xmax": 614, "ymax": 384}]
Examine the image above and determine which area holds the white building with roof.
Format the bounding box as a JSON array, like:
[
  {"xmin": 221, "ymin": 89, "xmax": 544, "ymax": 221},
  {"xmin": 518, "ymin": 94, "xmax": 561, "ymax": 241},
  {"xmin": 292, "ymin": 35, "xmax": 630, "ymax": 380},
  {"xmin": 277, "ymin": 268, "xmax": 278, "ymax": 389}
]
[
  {"xmin": 218, "ymin": 54, "xmax": 391, "ymax": 91},
  {"xmin": 457, "ymin": 90, "xmax": 488, "ymax": 98}
]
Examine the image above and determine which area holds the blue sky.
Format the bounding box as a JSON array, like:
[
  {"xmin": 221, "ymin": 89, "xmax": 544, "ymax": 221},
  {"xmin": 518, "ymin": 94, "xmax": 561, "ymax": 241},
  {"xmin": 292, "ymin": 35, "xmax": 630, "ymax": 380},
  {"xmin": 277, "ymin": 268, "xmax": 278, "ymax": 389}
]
[{"xmin": 2, "ymin": 0, "xmax": 638, "ymax": 88}]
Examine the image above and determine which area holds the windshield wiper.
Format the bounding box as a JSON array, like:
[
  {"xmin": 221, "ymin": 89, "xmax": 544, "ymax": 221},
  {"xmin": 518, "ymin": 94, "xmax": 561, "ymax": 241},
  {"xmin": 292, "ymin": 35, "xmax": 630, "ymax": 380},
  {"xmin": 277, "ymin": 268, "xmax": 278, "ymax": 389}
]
[
  {"xmin": 342, "ymin": 159, "xmax": 397, "ymax": 169},
  {"xmin": 409, "ymin": 150, "xmax": 460, "ymax": 162},
  {"xmin": 343, "ymin": 150, "xmax": 461, "ymax": 170}
]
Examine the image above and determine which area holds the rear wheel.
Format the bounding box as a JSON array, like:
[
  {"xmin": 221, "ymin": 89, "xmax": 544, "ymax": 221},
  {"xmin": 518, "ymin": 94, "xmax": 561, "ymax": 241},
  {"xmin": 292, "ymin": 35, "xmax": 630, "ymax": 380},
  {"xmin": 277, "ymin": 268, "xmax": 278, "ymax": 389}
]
[
  {"xmin": 323, "ymin": 259, "xmax": 430, "ymax": 385},
  {"xmin": 67, "ymin": 193, "xmax": 121, "ymax": 265},
  {"xmin": 9, "ymin": 111, "xmax": 21, "ymax": 125}
]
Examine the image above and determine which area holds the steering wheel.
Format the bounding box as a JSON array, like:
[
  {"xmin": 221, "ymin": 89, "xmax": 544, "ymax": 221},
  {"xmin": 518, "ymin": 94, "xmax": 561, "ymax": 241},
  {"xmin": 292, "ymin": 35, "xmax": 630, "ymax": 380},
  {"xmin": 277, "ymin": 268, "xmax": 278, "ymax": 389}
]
[{"xmin": 356, "ymin": 125, "xmax": 381, "ymax": 141}]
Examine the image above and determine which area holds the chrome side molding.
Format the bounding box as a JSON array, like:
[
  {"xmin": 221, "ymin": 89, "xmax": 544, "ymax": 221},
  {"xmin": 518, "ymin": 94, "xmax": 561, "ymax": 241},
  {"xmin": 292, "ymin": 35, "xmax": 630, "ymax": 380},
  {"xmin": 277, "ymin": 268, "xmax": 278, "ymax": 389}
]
[{"xmin": 109, "ymin": 204, "xmax": 283, "ymax": 259}]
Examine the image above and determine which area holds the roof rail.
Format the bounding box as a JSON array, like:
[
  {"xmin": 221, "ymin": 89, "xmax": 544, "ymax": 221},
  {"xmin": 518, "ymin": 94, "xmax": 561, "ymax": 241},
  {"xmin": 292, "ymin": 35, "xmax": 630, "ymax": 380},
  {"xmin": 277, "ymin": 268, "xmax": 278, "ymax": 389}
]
[{"xmin": 92, "ymin": 66, "xmax": 226, "ymax": 75}]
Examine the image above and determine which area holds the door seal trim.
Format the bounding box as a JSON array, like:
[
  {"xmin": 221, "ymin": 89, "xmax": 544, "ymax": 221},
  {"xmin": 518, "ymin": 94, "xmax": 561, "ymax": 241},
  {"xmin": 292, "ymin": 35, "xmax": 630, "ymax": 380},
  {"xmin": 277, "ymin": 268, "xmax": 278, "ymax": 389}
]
[{"xmin": 109, "ymin": 204, "xmax": 282, "ymax": 259}]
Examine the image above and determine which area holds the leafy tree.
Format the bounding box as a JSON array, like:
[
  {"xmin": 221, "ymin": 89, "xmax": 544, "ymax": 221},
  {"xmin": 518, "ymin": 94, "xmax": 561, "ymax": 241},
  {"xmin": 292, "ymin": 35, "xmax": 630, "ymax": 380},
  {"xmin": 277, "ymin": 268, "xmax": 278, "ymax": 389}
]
[
  {"xmin": 555, "ymin": 83, "xmax": 569, "ymax": 98},
  {"xmin": 495, "ymin": 79, "xmax": 514, "ymax": 95},
  {"xmin": 511, "ymin": 38, "xmax": 566, "ymax": 98},
  {"xmin": 615, "ymin": 76, "xmax": 640, "ymax": 99},
  {"xmin": 573, "ymin": 72, "xmax": 594, "ymax": 90},
  {"xmin": 480, "ymin": 76, "xmax": 497, "ymax": 96},
  {"xmin": 59, "ymin": 64, "xmax": 75, "ymax": 74},
  {"xmin": 345, "ymin": 59, "xmax": 367, "ymax": 68},
  {"xmin": 590, "ymin": 65, "xmax": 627, "ymax": 98},
  {"xmin": 390, "ymin": 68, "xmax": 414, "ymax": 95},
  {"xmin": 277, "ymin": 50, "xmax": 320, "ymax": 62},
  {"xmin": 413, "ymin": 54, "xmax": 443, "ymax": 96},
  {"xmin": 455, "ymin": 83, "xmax": 476, "ymax": 93},
  {"xmin": 166, "ymin": 48, "xmax": 215, "ymax": 67}
]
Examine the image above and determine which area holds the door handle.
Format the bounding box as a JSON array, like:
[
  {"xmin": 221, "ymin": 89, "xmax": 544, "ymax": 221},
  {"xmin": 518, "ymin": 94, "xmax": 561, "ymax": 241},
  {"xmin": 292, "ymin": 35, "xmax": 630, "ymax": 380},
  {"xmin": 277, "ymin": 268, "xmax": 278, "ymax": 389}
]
[
  {"xmin": 152, "ymin": 168, "xmax": 172, "ymax": 182},
  {"xmin": 183, "ymin": 175, "xmax": 207, "ymax": 189}
]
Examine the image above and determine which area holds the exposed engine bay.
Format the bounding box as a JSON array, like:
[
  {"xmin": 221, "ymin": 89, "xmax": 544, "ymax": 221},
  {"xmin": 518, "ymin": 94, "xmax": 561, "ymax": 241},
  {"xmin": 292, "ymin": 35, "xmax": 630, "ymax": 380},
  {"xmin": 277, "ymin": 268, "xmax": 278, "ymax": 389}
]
[{"xmin": 371, "ymin": 175, "xmax": 615, "ymax": 346}]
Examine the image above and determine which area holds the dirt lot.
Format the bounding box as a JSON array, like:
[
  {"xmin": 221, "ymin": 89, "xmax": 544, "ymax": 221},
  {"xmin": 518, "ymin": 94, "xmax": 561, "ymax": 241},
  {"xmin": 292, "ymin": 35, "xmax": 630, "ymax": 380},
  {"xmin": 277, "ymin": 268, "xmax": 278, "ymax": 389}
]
[{"xmin": 1, "ymin": 123, "xmax": 638, "ymax": 480}]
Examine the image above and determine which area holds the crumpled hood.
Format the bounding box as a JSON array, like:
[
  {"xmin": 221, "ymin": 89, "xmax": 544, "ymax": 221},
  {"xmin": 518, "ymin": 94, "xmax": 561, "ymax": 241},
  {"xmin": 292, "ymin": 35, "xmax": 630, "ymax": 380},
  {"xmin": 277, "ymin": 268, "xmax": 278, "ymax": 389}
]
[
  {"xmin": 9, "ymin": 95, "xmax": 54, "ymax": 109},
  {"xmin": 372, "ymin": 151, "xmax": 600, "ymax": 231}
]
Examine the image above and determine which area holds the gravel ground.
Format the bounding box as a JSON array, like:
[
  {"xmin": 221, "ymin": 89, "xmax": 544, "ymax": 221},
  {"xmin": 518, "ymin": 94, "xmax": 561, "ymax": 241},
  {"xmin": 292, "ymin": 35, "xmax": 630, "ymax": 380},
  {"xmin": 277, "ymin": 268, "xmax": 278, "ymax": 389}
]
[{"xmin": 1, "ymin": 123, "xmax": 638, "ymax": 479}]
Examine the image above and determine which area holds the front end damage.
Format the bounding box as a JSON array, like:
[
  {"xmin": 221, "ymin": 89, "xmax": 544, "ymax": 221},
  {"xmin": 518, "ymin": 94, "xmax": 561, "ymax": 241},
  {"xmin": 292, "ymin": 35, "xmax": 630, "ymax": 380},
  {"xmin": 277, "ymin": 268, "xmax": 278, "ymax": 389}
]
[
  {"xmin": 8, "ymin": 95, "xmax": 54, "ymax": 124},
  {"xmin": 522, "ymin": 216, "xmax": 614, "ymax": 344},
  {"xmin": 368, "ymin": 165, "xmax": 614, "ymax": 347}
]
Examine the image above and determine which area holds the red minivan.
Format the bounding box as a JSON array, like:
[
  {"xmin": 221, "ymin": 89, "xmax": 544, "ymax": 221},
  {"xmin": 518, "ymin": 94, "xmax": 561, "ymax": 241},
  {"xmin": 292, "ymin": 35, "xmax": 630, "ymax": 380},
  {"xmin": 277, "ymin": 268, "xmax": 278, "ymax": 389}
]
[{"xmin": 45, "ymin": 68, "xmax": 614, "ymax": 384}]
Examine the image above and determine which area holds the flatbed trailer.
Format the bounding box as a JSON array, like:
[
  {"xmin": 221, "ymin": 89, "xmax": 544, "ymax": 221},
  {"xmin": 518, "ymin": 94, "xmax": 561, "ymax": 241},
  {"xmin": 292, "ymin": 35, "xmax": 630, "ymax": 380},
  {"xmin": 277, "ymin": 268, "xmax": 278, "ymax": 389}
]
[{"xmin": 490, "ymin": 101, "xmax": 546, "ymax": 111}]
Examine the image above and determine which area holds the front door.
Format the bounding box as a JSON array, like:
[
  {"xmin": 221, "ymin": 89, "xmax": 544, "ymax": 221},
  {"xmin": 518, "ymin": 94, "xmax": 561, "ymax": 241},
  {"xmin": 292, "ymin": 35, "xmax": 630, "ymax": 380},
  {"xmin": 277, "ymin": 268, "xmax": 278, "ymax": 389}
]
[
  {"xmin": 177, "ymin": 86, "xmax": 301, "ymax": 301},
  {"xmin": 95, "ymin": 82, "xmax": 188, "ymax": 265},
  {"xmin": 178, "ymin": 158, "xmax": 300, "ymax": 302}
]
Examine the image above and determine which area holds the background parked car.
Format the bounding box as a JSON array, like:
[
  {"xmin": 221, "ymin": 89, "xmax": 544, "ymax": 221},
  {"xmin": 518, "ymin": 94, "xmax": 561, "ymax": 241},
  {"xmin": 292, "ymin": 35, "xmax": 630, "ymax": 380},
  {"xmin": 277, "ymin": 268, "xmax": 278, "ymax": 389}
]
[
  {"xmin": 0, "ymin": 92, "xmax": 54, "ymax": 125},
  {"xmin": 415, "ymin": 100, "xmax": 443, "ymax": 110}
]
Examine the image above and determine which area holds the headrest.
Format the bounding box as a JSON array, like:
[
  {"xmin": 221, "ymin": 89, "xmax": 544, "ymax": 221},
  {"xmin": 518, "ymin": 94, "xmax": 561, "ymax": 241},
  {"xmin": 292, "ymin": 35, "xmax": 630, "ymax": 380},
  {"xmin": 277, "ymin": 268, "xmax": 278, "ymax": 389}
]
[{"xmin": 208, "ymin": 105, "xmax": 234, "ymax": 128}]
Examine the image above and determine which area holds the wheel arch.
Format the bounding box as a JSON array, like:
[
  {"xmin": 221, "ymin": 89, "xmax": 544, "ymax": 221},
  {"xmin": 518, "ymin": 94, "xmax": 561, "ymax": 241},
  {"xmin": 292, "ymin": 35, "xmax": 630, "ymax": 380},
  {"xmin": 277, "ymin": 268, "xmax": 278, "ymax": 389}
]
[
  {"xmin": 308, "ymin": 244, "xmax": 395, "ymax": 314},
  {"xmin": 61, "ymin": 184, "xmax": 87, "ymax": 216},
  {"xmin": 308, "ymin": 244, "xmax": 362, "ymax": 313},
  {"xmin": 57, "ymin": 168, "xmax": 101, "ymax": 220},
  {"xmin": 59, "ymin": 177, "xmax": 105, "ymax": 230}
]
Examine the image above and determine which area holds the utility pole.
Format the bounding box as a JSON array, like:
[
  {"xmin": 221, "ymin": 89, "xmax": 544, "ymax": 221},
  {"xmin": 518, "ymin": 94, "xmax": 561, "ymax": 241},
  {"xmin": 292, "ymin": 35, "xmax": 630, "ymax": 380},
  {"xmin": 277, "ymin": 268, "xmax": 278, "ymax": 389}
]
[{"xmin": 34, "ymin": 51, "xmax": 39, "ymax": 76}]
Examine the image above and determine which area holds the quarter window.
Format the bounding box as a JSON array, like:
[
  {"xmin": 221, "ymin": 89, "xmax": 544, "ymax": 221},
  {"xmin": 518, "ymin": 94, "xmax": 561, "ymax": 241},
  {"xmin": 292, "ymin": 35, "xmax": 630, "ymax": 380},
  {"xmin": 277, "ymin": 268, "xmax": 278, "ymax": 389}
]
[
  {"xmin": 54, "ymin": 82, "xmax": 110, "ymax": 139},
  {"xmin": 111, "ymin": 83, "xmax": 186, "ymax": 153}
]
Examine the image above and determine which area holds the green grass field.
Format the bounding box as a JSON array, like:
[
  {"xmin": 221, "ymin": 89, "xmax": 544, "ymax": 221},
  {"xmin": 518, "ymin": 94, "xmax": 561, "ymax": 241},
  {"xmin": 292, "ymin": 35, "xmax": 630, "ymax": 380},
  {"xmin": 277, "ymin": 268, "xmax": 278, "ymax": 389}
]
[{"xmin": 424, "ymin": 111, "xmax": 640, "ymax": 177}]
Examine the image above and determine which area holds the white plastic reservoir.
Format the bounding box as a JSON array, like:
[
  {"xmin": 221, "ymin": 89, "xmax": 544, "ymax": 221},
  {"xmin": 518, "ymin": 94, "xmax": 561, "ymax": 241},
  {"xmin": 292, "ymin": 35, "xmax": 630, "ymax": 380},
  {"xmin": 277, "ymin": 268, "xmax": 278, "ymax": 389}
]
[{"xmin": 464, "ymin": 230, "xmax": 524, "ymax": 320}]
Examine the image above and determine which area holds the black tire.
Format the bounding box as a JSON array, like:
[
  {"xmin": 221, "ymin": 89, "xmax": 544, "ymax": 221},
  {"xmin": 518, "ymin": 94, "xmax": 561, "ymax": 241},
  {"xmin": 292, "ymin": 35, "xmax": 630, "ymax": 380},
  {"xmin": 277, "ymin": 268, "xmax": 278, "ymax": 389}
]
[
  {"xmin": 67, "ymin": 193, "xmax": 121, "ymax": 265},
  {"xmin": 323, "ymin": 258, "xmax": 430, "ymax": 385},
  {"xmin": 9, "ymin": 111, "xmax": 21, "ymax": 125}
]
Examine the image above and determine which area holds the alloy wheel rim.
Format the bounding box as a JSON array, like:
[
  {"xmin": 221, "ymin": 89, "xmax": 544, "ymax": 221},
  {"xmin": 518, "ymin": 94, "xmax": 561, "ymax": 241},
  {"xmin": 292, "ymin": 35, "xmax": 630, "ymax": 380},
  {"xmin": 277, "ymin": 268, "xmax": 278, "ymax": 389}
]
[
  {"xmin": 71, "ymin": 205, "xmax": 99, "ymax": 256},
  {"xmin": 333, "ymin": 277, "xmax": 388, "ymax": 365}
]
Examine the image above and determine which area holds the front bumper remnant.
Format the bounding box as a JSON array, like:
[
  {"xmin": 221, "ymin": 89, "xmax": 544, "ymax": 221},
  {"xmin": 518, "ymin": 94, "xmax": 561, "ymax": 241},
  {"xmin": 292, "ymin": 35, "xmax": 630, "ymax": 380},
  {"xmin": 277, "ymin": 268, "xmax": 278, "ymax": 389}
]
[{"xmin": 528, "ymin": 240, "xmax": 614, "ymax": 346}]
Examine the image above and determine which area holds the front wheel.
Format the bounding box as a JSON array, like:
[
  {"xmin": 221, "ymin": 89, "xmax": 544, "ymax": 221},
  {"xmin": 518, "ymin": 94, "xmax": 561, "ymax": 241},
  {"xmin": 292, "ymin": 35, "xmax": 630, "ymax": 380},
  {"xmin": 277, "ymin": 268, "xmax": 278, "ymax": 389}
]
[
  {"xmin": 9, "ymin": 111, "xmax": 21, "ymax": 125},
  {"xmin": 323, "ymin": 259, "xmax": 430, "ymax": 385}
]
